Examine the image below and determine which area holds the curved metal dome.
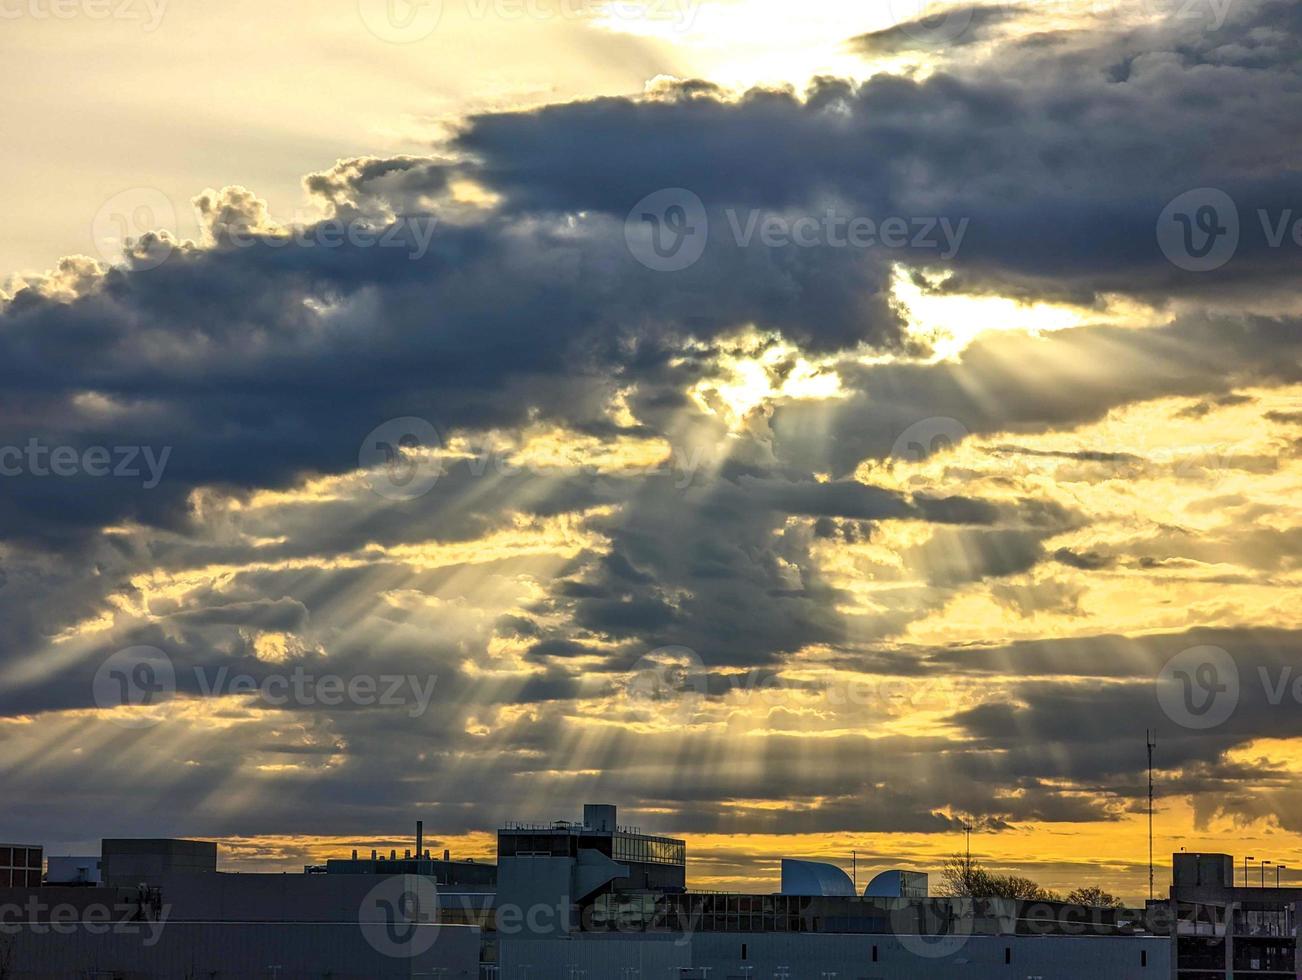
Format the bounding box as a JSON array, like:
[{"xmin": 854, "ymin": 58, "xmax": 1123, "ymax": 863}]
[{"xmin": 779, "ymin": 858, "xmax": 856, "ymax": 897}]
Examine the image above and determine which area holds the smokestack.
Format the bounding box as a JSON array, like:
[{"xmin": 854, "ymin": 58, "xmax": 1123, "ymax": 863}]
[{"xmin": 416, "ymin": 821, "xmax": 424, "ymax": 862}]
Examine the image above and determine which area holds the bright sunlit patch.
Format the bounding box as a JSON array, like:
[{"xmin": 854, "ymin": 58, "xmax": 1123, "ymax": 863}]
[
  {"xmin": 689, "ymin": 332, "xmax": 844, "ymax": 429},
  {"xmin": 891, "ymin": 267, "xmax": 1160, "ymax": 360}
]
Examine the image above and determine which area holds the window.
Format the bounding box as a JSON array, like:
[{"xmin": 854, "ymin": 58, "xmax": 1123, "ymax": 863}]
[
  {"xmin": 1004, "ymin": 947, "xmax": 1011, "ymax": 965},
  {"xmin": 872, "ymin": 945, "xmax": 879, "ymax": 962},
  {"xmin": 1141, "ymin": 950, "xmax": 1147, "ymax": 967}
]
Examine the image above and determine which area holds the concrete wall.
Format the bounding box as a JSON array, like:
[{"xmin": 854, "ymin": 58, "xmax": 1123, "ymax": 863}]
[
  {"xmin": 499, "ymin": 934, "xmax": 690, "ymax": 978},
  {"xmin": 101, "ymin": 838, "xmax": 217, "ymax": 885},
  {"xmin": 0, "ymin": 921, "xmax": 479, "ymax": 978},
  {"xmin": 497, "ymin": 931, "xmax": 1171, "ymax": 979},
  {"xmin": 149, "ymin": 870, "xmax": 388, "ymax": 922},
  {"xmin": 496, "ymin": 857, "xmax": 576, "ymax": 937},
  {"xmin": 690, "ymin": 932, "xmax": 1169, "ymax": 979}
]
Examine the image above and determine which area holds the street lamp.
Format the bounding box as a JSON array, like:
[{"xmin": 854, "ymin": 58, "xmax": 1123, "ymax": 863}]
[
  {"xmin": 1262, "ymin": 860, "xmax": 1271, "ymax": 888},
  {"xmin": 1245, "ymin": 856, "xmax": 1255, "ymax": 888},
  {"xmin": 1278, "ymin": 864, "xmax": 1287, "ymax": 888}
]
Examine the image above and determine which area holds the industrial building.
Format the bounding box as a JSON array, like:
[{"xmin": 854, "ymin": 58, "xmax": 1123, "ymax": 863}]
[
  {"xmin": 490, "ymin": 804, "xmax": 1172, "ymax": 978},
  {"xmin": 0, "ymin": 838, "xmax": 480, "ymax": 977},
  {"xmin": 2, "ymin": 808, "xmax": 1300, "ymax": 977},
  {"xmin": 1170, "ymin": 851, "xmax": 1298, "ymax": 979}
]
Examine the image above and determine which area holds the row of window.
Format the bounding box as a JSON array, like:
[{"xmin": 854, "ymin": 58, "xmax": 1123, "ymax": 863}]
[
  {"xmin": 0, "ymin": 869, "xmax": 42, "ymax": 887},
  {"xmin": 611, "ymin": 834, "xmax": 686, "ymax": 867},
  {"xmin": 0, "ymin": 846, "xmax": 42, "ymax": 869}
]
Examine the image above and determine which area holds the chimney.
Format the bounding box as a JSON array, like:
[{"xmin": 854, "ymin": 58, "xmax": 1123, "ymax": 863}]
[
  {"xmin": 371, "ymin": 849, "xmax": 377, "ymax": 860},
  {"xmin": 390, "ymin": 849, "xmax": 397, "ymax": 861},
  {"xmin": 352, "ymin": 849, "xmax": 358, "ymax": 860},
  {"xmin": 443, "ymin": 848, "xmax": 450, "ymax": 862},
  {"xmin": 405, "ymin": 849, "xmax": 411, "ymax": 859},
  {"xmin": 416, "ymin": 821, "xmax": 424, "ymax": 862}
]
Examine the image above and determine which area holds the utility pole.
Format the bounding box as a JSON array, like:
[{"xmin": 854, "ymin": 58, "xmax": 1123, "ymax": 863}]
[{"xmin": 1147, "ymin": 730, "xmax": 1156, "ymax": 901}]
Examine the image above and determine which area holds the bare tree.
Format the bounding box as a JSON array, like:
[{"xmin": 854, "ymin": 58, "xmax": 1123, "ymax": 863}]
[
  {"xmin": 1065, "ymin": 886, "xmax": 1123, "ymax": 908},
  {"xmin": 939, "ymin": 854, "xmax": 1062, "ymax": 901}
]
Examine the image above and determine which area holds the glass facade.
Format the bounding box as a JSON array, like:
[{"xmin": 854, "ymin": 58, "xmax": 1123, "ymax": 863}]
[
  {"xmin": 498, "ymin": 827, "xmax": 685, "ymax": 868},
  {"xmin": 611, "ymin": 832, "xmax": 686, "ymax": 867}
]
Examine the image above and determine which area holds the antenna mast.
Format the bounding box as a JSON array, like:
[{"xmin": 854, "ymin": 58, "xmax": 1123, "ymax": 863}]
[{"xmin": 1147, "ymin": 729, "xmax": 1157, "ymax": 901}]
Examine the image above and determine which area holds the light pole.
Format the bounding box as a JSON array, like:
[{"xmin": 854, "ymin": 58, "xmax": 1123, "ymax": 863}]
[
  {"xmin": 1245, "ymin": 856, "xmax": 1254, "ymax": 888},
  {"xmin": 1278, "ymin": 864, "xmax": 1287, "ymax": 888},
  {"xmin": 1262, "ymin": 860, "xmax": 1271, "ymax": 888}
]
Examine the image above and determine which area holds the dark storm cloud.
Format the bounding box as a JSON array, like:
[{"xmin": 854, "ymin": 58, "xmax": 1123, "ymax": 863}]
[
  {"xmin": 454, "ymin": 0, "xmax": 1302, "ymax": 304},
  {"xmin": 2, "ymin": 0, "xmax": 1300, "ymax": 546},
  {"xmin": 1, "ymin": 0, "xmax": 1301, "ymax": 856}
]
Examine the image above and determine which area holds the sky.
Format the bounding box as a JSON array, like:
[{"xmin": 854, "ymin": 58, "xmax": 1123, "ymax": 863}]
[{"xmin": 1, "ymin": 0, "xmax": 1300, "ymax": 904}]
